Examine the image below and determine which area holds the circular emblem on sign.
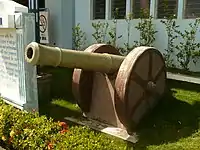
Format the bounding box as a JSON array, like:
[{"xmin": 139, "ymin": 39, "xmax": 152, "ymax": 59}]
[{"xmin": 39, "ymin": 14, "xmax": 47, "ymax": 33}]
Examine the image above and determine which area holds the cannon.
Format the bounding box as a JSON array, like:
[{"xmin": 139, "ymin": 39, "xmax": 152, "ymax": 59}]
[{"xmin": 25, "ymin": 42, "xmax": 166, "ymax": 132}]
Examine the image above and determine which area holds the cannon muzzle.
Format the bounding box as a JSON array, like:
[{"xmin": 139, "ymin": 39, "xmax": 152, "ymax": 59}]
[{"xmin": 25, "ymin": 42, "xmax": 124, "ymax": 73}]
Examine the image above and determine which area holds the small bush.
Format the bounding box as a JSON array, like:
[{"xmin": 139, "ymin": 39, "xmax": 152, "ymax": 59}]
[{"xmin": 0, "ymin": 100, "xmax": 125, "ymax": 150}]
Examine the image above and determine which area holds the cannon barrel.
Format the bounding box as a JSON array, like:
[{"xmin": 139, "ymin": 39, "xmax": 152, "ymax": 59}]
[{"xmin": 25, "ymin": 42, "xmax": 125, "ymax": 73}]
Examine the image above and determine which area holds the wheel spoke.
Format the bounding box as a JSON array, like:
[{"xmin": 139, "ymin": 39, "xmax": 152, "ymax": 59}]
[
  {"xmin": 153, "ymin": 65, "xmax": 165, "ymax": 82},
  {"xmin": 146, "ymin": 91, "xmax": 161, "ymax": 108},
  {"xmin": 151, "ymin": 91, "xmax": 161, "ymax": 99},
  {"xmin": 148, "ymin": 52, "xmax": 153, "ymax": 80},
  {"xmin": 131, "ymin": 72, "xmax": 148, "ymax": 88},
  {"xmin": 128, "ymin": 91, "xmax": 152, "ymax": 119},
  {"xmin": 129, "ymin": 92, "xmax": 146, "ymax": 118}
]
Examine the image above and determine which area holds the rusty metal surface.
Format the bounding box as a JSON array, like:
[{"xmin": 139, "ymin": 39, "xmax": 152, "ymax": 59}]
[
  {"xmin": 72, "ymin": 44, "xmax": 120, "ymax": 112},
  {"xmin": 85, "ymin": 72, "xmax": 122, "ymax": 127},
  {"xmin": 115, "ymin": 47, "xmax": 166, "ymax": 130}
]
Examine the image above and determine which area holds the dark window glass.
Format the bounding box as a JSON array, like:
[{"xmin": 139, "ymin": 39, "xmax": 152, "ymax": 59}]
[
  {"xmin": 93, "ymin": 0, "xmax": 106, "ymax": 19},
  {"xmin": 112, "ymin": 0, "xmax": 126, "ymax": 19},
  {"xmin": 157, "ymin": 0, "xmax": 178, "ymax": 18},
  {"xmin": 132, "ymin": 0, "xmax": 150, "ymax": 18},
  {"xmin": 185, "ymin": 0, "xmax": 200, "ymax": 18}
]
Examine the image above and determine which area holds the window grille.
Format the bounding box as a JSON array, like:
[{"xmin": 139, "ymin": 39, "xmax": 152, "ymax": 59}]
[
  {"xmin": 93, "ymin": 0, "xmax": 106, "ymax": 19},
  {"xmin": 111, "ymin": 0, "xmax": 126, "ymax": 19},
  {"xmin": 185, "ymin": 0, "xmax": 200, "ymax": 18},
  {"xmin": 157, "ymin": 0, "xmax": 178, "ymax": 19},
  {"xmin": 132, "ymin": 0, "xmax": 150, "ymax": 18}
]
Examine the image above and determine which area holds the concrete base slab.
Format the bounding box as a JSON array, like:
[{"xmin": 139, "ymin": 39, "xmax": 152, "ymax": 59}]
[{"xmin": 64, "ymin": 116, "xmax": 138, "ymax": 143}]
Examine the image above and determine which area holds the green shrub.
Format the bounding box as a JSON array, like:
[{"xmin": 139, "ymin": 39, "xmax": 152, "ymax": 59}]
[
  {"xmin": 0, "ymin": 100, "xmax": 126, "ymax": 150},
  {"xmin": 40, "ymin": 66, "xmax": 74, "ymax": 100},
  {"xmin": 0, "ymin": 100, "xmax": 64, "ymax": 150}
]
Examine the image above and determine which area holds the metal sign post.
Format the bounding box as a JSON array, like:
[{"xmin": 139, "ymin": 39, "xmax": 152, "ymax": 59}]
[
  {"xmin": 28, "ymin": 0, "xmax": 40, "ymax": 43},
  {"xmin": 39, "ymin": 8, "xmax": 50, "ymax": 44},
  {"xmin": 28, "ymin": 0, "xmax": 40, "ymax": 74}
]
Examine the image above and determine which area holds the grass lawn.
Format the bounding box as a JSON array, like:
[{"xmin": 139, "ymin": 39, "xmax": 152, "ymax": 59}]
[{"xmin": 47, "ymin": 79, "xmax": 200, "ymax": 150}]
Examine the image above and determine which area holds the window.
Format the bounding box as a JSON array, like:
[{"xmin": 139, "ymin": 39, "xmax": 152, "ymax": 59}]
[
  {"xmin": 132, "ymin": 0, "xmax": 150, "ymax": 18},
  {"xmin": 111, "ymin": 0, "xmax": 126, "ymax": 19},
  {"xmin": 185, "ymin": 0, "xmax": 200, "ymax": 18},
  {"xmin": 93, "ymin": 0, "xmax": 106, "ymax": 19},
  {"xmin": 157, "ymin": 0, "xmax": 178, "ymax": 18}
]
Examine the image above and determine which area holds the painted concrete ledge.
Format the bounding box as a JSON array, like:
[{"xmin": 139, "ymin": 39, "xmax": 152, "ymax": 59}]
[{"xmin": 167, "ymin": 72, "xmax": 200, "ymax": 84}]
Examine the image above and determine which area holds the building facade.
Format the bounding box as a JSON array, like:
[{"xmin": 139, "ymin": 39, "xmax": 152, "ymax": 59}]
[{"xmin": 45, "ymin": 0, "xmax": 200, "ymax": 71}]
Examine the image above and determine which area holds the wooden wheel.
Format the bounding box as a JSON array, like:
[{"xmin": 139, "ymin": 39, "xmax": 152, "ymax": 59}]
[
  {"xmin": 72, "ymin": 44, "xmax": 120, "ymax": 112},
  {"xmin": 115, "ymin": 46, "xmax": 166, "ymax": 130}
]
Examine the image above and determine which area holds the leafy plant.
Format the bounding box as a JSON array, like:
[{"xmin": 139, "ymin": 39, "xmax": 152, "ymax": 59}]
[
  {"xmin": 107, "ymin": 8, "xmax": 122, "ymax": 47},
  {"xmin": 92, "ymin": 21, "xmax": 109, "ymax": 43},
  {"xmin": 91, "ymin": 8, "xmax": 122, "ymax": 47},
  {"xmin": 161, "ymin": 16, "xmax": 179, "ymax": 68},
  {"xmin": 0, "ymin": 100, "xmax": 65, "ymax": 150},
  {"xmin": 72, "ymin": 23, "xmax": 87, "ymax": 50},
  {"xmin": 123, "ymin": 13, "xmax": 134, "ymax": 55},
  {"xmin": 134, "ymin": 15, "xmax": 157, "ymax": 47},
  {"xmin": 175, "ymin": 19, "xmax": 200, "ymax": 71},
  {"xmin": 107, "ymin": 21, "xmax": 117, "ymax": 46},
  {"xmin": 121, "ymin": 9, "xmax": 157, "ymax": 55},
  {"xmin": 0, "ymin": 100, "xmax": 125, "ymax": 150}
]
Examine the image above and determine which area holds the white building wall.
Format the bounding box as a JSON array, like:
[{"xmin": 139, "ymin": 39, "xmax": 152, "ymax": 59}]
[
  {"xmin": 45, "ymin": 0, "xmax": 74, "ymax": 48},
  {"xmin": 45, "ymin": 0, "xmax": 200, "ymax": 72},
  {"xmin": 74, "ymin": 0, "xmax": 200, "ymax": 72}
]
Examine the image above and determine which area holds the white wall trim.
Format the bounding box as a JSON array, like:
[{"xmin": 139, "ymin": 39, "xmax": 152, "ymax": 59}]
[
  {"xmin": 177, "ymin": 0, "xmax": 185, "ymax": 19},
  {"xmin": 90, "ymin": 0, "xmax": 94, "ymax": 20},
  {"xmin": 150, "ymin": 0, "xmax": 157, "ymax": 18},
  {"xmin": 126, "ymin": 0, "xmax": 132, "ymax": 18},
  {"xmin": 106, "ymin": 0, "xmax": 112, "ymax": 20}
]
